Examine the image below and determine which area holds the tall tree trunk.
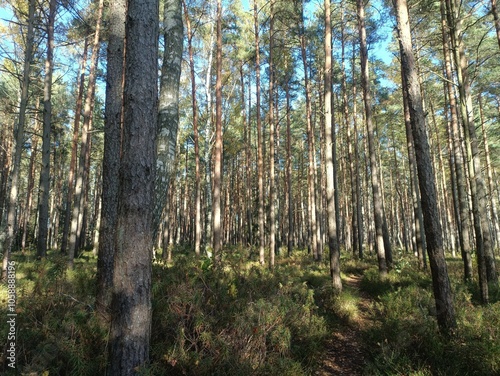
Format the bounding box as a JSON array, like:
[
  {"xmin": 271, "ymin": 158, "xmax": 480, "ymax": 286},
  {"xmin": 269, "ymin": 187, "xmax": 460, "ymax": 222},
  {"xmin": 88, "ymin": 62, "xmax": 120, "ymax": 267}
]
[
  {"xmin": 299, "ymin": 0, "xmax": 319, "ymax": 261},
  {"xmin": 446, "ymin": 0, "xmax": 498, "ymax": 298},
  {"xmin": 2, "ymin": 0, "xmax": 36, "ymax": 274},
  {"xmin": 324, "ymin": 0, "xmax": 342, "ymax": 292},
  {"xmin": 286, "ymin": 77, "xmax": 293, "ymax": 256},
  {"xmin": 268, "ymin": 0, "xmax": 276, "ymax": 268},
  {"xmin": 356, "ymin": 0, "xmax": 388, "ymax": 276},
  {"xmin": 22, "ymin": 101, "xmax": 40, "ymax": 252},
  {"xmin": 254, "ymin": 0, "xmax": 265, "ymax": 264},
  {"xmin": 394, "ymin": 0, "xmax": 456, "ymax": 333},
  {"xmin": 156, "ymin": 0, "xmax": 184, "ymax": 240},
  {"xmin": 478, "ymin": 94, "xmax": 500, "ymax": 250},
  {"xmin": 183, "ymin": 0, "xmax": 201, "ymax": 256},
  {"xmin": 212, "ymin": 0, "xmax": 223, "ymax": 261},
  {"xmin": 242, "ymin": 64, "xmax": 253, "ymax": 247},
  {"xmin": 68, "ymin": 0, "xmax": 104, "ymax": 267},
  {"xmin": 61, "ymin": 38, "xmax": 89, "ymax": 255},
  {"xmin": 204, "ymin": 11, "xmax": 215, "ymax": 250},
  {"xmin": 108, "ymin": 0, "xmax": 159, "ymax": 370},
  {"xmin": 351, "ymin": 46, "xmax": 364, "ymax": 259},
  {"xmin": 95, "ymin": 0, "xmax": 125, "ymax": 322},
  {"xmin": 402, "ymin": 72, "xmax": 427, "ymax": 270},
  {"xmin": 439, "ymin": 0, "xmax": 472, "ymax": 280},
  {"xmin": 37, "ymin": 0, "xmax": 57, "ymax": 259}
]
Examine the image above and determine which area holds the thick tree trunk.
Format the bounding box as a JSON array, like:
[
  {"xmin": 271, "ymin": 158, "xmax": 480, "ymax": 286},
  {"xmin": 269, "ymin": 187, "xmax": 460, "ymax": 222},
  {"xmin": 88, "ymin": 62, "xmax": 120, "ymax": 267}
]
[
  {"xmin": 108, "ymin": 0, "xmax": 159, "ymax": 370},
  {"xmin": 95, "ymin": 0, "xmax": 125, "ymax": 322},
  {"xmin": 36, "ymin": 0, "xmax": 57, "ymax": 259},
  {"xmin": 395, "ymin": 0, "xmax": 456, "ymax": 333},
  {"xmin": 356, "ymin": 0, "xmax": 388, "ymax": 276}
]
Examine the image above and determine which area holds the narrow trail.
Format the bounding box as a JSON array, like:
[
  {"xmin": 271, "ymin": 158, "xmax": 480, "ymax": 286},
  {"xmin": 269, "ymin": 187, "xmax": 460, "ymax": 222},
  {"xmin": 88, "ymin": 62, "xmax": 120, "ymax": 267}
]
[{"xmin": 315, "ymin": 273, "xmax": 376, "ymax": 376}]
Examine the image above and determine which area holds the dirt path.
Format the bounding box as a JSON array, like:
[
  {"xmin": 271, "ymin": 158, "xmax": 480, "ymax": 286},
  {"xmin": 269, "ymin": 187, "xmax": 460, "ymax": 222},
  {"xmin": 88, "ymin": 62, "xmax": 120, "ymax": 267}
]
[{"xmin": 315, "ymin": 274, "xmax": 375, "ymax": 376}]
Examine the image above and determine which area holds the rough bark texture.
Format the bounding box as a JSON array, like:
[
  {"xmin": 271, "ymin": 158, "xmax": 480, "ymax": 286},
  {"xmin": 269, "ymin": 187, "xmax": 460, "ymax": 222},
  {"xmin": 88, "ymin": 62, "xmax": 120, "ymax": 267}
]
[
  {"xmin": 324, "ymin": 0, "xmax": 342, "ymax": 292},
  {"xmin": 37, "ymin": 0, "xmax": 57, "ymax": 259},
  {"xmin": 395, "ymin": 0, "xmax": 456, "ymax": 333},
  {"xmin": 356, "ymin": 0, "xmax": 388, "ymax": 277},
  {"xmin": 156, "ymin": 0, "xmax": 183, "ymax": 239},
  {"xmin": 108, "ymin": 0, "xmax": 159, "ymax": 371},
  {"xmin": 96, "ymin": 0, "xmax": 125, "ymax": 321}
]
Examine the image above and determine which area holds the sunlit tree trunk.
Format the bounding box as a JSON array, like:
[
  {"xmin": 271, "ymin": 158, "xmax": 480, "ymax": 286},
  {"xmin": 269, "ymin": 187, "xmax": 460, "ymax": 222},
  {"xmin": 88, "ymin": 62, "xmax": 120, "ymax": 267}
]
[
  {"xmin": 324, "ymin": 0, "xmax": 341, "ymax": 292},
  {"xmin": 2, "ymin": 0, "xmax": 36, "ymax": 273},
  {"xmin": 394, "ymin": 0, "xmax": 456, "ymax": 333},
  {"xmin": 439, "ymin": 0, "xmax": 472, "ymax": 279},
  {"xmin": 356, "ymin": 0, "xmax": 388, "ymax": 276},
  {"xmin": 446, "ymin": 0, "xmax": 498, "ymax": 299},
  {"xmin": 212, "ymin": 0, "xmax": 223, "ymax": 261},
  {"xmin": 36, "ymin": 0, "xmax": 57, "ymax": 259},
  {"xmin": 268, "ymin": 0, "xmax": 276, "ymax": 268},
  {"xmin": 478, "ymin": 94, "xmax": 500, "ymax": 250},
  {"xmin": 68, "ymin": 0, "xmax": 103, "ymax": 267},
  {"xmin": 156, "ymin": 0, "xmax": 183, "ymax": 241},
  {"xmin": 254, "ymin": 0, "xmax": 265, "ymax": 264},
  {"xmin": 108, "ymin": 0, "xmax": 159, "ymax": 369}
]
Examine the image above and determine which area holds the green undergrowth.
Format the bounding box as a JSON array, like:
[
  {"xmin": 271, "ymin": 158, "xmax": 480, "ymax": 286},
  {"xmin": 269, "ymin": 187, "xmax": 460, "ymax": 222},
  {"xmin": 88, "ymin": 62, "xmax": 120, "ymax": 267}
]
[
  {"xmin": 361, "ymin": 255, "xmax": 500, "ymax": 376},
  {"xmin": 2, "ymin": 248, "xmax": 499, "ymax": 375},
  {"xmin": 0, "ymin": 247, "xmax": 334, "ymax": 375}
]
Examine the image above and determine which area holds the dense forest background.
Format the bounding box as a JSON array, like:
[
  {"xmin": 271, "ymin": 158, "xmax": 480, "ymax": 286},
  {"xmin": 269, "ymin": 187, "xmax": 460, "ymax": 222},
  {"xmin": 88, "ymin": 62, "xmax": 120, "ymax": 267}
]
[{"xmin": 0, "ymin": 0, "xmax": 499, "ymax": 374}]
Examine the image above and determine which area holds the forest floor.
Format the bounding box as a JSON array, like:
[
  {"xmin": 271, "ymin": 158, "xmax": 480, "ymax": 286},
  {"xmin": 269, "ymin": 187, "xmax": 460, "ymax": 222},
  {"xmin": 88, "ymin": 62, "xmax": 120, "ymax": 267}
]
[{"xmin": 316, "ymin": 272, "xmax": 376, "ymax": 376}]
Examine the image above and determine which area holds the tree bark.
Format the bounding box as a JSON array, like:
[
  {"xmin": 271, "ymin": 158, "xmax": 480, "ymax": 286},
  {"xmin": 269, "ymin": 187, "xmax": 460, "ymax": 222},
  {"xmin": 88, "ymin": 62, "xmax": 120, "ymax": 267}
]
[
  {"xmin": 36, "ymin": 0, "xmax": 57, "ymax": 259},
  {"xmin": 439, "ymin": 0, "xmax": 472, "ymax": 280},
  {"xmin": 394, "ymin": 0, "xmax": 456, "ymax": 333},
  {"xmin": 324, "ymin": 0, "xmax": 342, "ymax": 292},
  {"xmin": 356, "ymin": 0, "xmax": 388, "ymax": 276},
  {"xmin": 212, "ymin": 0, "xmax": 223, "ymax": 261},
  {"xmin": 95, "ymin": 0, "xmax": 125, "ymax": 322},
  {"xmin": 268, "ymin": 0, "xmax": 276, "ymax": 268},
  {"xmin": 156, "ymin": 0, "xmax": 184, "ymax": 239},
  {"xmin": 68, "ymin": 0, "xmax": 104, "ymax": 267},
  {"xmin": 254, "ymin": 0, "xmax": 265, "ymax": 265},
  {"xmin": 183, "ymin": 0, "xmax": 201, "ymax": 256},
  {"xmin": 108, "ymin": 0, "xmax": 159, "ymax": 370},
  {"xmin": 2, "ymin": 0, "xmax": 35, "ymax": 274}
]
